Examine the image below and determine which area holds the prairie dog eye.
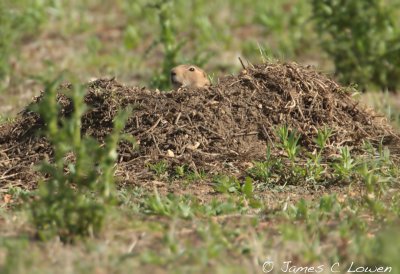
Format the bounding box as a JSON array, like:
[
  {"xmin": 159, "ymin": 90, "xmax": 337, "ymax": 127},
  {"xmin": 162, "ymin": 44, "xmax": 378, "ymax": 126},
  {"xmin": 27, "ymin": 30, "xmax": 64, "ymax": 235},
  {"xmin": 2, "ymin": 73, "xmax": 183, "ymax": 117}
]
[{"xmin": 189, "ymin": 67, "xmax": 195, "ymax": 72}]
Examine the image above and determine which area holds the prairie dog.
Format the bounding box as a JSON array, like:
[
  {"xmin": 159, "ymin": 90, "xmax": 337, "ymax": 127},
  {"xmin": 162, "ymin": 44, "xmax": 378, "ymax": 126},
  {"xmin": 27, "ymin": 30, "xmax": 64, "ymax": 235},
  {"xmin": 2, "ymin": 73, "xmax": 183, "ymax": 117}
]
[{"xmin": 170, "ymin": 64, "xmax": 210, "ymax": 90}]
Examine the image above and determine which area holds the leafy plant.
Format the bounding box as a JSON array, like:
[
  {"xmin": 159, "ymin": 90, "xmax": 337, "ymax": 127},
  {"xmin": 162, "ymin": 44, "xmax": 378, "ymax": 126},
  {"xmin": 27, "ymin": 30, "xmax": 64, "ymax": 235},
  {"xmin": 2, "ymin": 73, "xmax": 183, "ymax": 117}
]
[
  {"xmin": 312, "ymin": 0, "xmax": 400, "ymax": 91},
  {"xmin": 332, "ymin": 146, "xmax": 356, "ymax": 180},
  {"xmin": 247, "ymin": 146, "xmax": 282, "ymax": 183},
  {"xmin": 305, "ymin": 127, "xmax": 332, "ymax": 184},
  {"xmin": 254, "ymin": 0, "xmax": 314, "ymax": 58},
  {"xmin": 174, "ymin": 165, "xmax": 186, "ymax": 178},
  {"xmin": 276, "ymin": 125, "xmax": 300, "ymax": 161},
  {"xmin": 319, "ymin": 194, "xmax": 340, "ymax": 215},
  {"xmin": 314, "ymin": 126, "xmax": 332, "ymax": 150},
  {"xmin": 212, "ymin": 174, "xmax": 241, "ymax": 194},
  {"xmin": 212, "ymin": 175, "xmax": 261, "ymax": 208},
  {"xmin": 149, "ymin": 0, "xmax": 185, "ymax": 90},
  {"xmin": 147, "ymin": 160, "xmax": 169, "ymax": 178},
  {"xmin": 30, "ymin": 76, "xmax": 132, "ymax": 242},
  {"xmin": 142, "ymin": 188, "xmax": 194, "ymax": 219},
  {"xmin": 139, "ymin": 189, "xmax": 255, "ymax": 219},
  {"xmin": 248, "ymin": 160, "xmax": 273, "ymax": 183}
]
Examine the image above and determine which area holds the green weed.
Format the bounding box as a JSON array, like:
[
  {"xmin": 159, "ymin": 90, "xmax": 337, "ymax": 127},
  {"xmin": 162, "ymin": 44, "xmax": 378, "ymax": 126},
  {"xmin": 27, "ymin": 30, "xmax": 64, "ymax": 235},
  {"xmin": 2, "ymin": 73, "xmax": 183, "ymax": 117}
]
[
  {"xmin": 149, "ymin": 0, "xmax": 185, "ymax": 90},
  {"xmin": 276, "ymin": 125, "xmax": 301, "ymax": 161},
  {"xmin": 212, "ymin": 175, "xmax": 261, "ymax": 209},
  {"xmin": 147, "ymin": 160, "xmax": 169, "ymax": 178},
  {"xmin": 312, "ymin": 0, "xmax": 400, "ymax": 91},
  {"xmin": 248, "ymin": 125, "xmax": 398, "ymax": 189},
  {"xmin": 254, "ymin": 0, "xmax": 314, "ymax": 58},
  {"xmin": 212, "ymin": 174, "xmax": 241, "ymax": 194},
  {"xmin": 140, "ymin": 189, "xmax": 253, "ymax": 218},
  {"xmin": 247, "ymin": 146, "xmax": 283, "ymax": 184},
  {"xmin": 332, "ymin": 146, "xmax": 356, "ymax": 181},
  {"xmin": 29, "ymin": 76, "xmax": 132, "ymax": 242},
  {"xmin": 142, "ymin": 188, "xmax": 194, "ymax": 218}
]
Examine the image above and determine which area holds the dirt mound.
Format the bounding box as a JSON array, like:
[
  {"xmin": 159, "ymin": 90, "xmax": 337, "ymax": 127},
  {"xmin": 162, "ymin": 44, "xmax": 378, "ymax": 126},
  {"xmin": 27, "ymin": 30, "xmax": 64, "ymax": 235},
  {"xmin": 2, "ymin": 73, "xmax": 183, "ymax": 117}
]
[{"xmin": 1, "ymin": 62, "xmax": 399, "ymax": 187}]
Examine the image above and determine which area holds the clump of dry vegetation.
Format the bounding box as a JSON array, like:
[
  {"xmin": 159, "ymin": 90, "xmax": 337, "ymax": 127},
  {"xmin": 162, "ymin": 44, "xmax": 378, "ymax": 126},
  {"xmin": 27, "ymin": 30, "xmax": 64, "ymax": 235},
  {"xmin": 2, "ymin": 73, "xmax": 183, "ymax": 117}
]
[{"xmin": 1, "ymin": 61, "xmax": 399, "ymax": 187}]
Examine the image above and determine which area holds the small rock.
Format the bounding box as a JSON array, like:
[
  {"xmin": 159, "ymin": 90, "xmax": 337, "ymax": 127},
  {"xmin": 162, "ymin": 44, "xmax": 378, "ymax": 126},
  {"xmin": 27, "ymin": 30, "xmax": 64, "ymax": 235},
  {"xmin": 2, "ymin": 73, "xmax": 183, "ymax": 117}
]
[
  {"xmin": 166, "ymin": 149, "xmax": 175, "ymax": 158},
  {"xmin": 186, "ymin": 142, "xmax": 200, "ymax": 150}
]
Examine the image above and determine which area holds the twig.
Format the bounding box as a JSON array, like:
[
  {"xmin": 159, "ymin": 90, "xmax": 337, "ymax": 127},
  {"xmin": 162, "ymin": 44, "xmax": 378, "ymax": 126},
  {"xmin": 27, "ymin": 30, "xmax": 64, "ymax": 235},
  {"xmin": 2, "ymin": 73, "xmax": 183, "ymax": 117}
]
[
  {"xmin": 262, "ymin": 125, "xmax": 274, "ymax": 147},
  {"xmin": 233, "ymin": 131, "xmax": 259, "ymax": 137},
  {"xmin": 127, "ymin": 238, "xmax": 138, "ymax": 253},
  {"xmin": 135, "ymin": 116, "xmax": 139, "ymax": 128},
  {"xmin": 143, "ymin": 116, "xmax": 162, "ymax": 135},
  {"xmin": 199, "ymin": 125, "xmax": 225, "ymax": 140},
  {"xmin": 151, "ymin": 134, "xmax": 162, "ymax": 154},
  {"xmin": 0, "ymin": 173, "xmax": 19, "ymax": 181},
  {"xmin": 174, "ymin": 112, "xmax": 181, "ymax": 125},
  {"xmin": 238, "ymin": 57, "xmax": 246, "ymax": 70}
]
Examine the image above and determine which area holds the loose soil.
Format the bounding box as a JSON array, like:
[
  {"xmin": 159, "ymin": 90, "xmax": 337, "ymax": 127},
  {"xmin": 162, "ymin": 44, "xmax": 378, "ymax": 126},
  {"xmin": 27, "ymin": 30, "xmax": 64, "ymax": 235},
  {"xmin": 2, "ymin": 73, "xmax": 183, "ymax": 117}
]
[{"xmin": 1, "ymin": 62, "xmax": 399, "ymax": 190}]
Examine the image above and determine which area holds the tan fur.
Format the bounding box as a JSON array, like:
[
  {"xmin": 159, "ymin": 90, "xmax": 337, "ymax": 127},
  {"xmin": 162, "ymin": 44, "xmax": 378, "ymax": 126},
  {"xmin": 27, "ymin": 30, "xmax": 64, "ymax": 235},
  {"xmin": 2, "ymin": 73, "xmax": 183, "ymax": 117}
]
[{"xmin": 170, "ymin": 64, "xmax": 210, "ymax": 90}]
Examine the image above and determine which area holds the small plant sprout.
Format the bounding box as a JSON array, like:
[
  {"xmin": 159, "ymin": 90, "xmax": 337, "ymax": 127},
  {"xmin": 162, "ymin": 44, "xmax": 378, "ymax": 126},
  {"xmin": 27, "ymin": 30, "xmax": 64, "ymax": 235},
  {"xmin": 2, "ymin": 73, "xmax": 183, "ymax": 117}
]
[
  {"xmin": 248, "ymin": 146, "xmax": 274, "ymax": 183},
  {"xmin": 174, "ymin": 165, "xmax": 186, "ymax": 178},
  {"xmin": 213, "ymin": 175, "xmax": 241, "ymax": 194},
  {"xmin": 147, "ymin": 160, "xmax": 169, "ymax": 178},
  {"xmin": 212, "ymin": 175, "xmax": 261, "ymax": 208},
  {"xmin": 276, "ymin": 125, "xmax": 300, "ymax": 161},
  {"xmin": 359, "ymin": 164, "xmax": 391, "ymax": 198},
  {"xmin": 143, "ymin": 188, "xmax": 194, "ymax": 219},
  {"xmin": 333, "ymin": 146, "xmax": 356, "ymax": 180},
  {"xmin": 305, "ymin": 127, "xmax": 333, "ymax": 185},
  {"xmin": 314, "ymin": 126, "xmax": 332, "ymax": 150}
]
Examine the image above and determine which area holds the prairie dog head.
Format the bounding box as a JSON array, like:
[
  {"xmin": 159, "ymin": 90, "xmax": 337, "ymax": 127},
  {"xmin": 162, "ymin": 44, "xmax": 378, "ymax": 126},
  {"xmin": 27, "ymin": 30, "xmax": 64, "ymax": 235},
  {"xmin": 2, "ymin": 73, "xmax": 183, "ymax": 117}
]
[{"xmin": 170, "ymin": 64, "xmax": 210, "ymax": 90}]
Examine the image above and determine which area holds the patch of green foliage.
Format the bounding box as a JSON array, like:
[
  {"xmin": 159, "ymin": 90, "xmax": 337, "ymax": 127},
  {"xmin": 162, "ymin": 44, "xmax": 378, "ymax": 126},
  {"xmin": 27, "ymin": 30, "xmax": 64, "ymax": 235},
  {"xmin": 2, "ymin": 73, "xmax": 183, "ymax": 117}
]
[
  {"xmin": 148, "ymin": 0, "xmax": 184, "ymax": 90},
  {"xmin": 140, "ymin": 188, "xmax": 255, "ymax": 218},
  {"xmin": 279, "ymin": 189, "xmax": 400, "ymax": 271},
  {"xmin": 0, "ymin": 1, "xmax": 51, "ymax": 91},
  {"xmin": 0, "ymin": 132, "xmax": 399, "ymax": 272},
  {"xmin": 147, "ymin": 160, "xmax": 169, "ymax": 179},
  {"xmin": 29, "ymin": 76, "xmax": 132, "ymax": 242},
  {"xmin": 253, "ymin": 0, "xmax": 314, "ymax": 58},
  {"xmin": 248, "ymin": 125, "xmax": 398, "ymax": 189},
  {"xmin": 312, "ymin": 0, "xmax": 400, "ymax": 91},
  {"xmin": 212, "ymin": 175, "xmax": 261, "ymax": 209}
]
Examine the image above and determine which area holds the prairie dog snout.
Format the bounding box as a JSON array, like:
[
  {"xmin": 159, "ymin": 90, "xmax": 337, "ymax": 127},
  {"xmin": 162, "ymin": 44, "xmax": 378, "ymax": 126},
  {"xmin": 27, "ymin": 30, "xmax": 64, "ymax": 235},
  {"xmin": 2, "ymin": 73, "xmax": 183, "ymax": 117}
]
[{"xmin": 170, "ymin": 64, "xmax": 210, "ymax": 90}]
